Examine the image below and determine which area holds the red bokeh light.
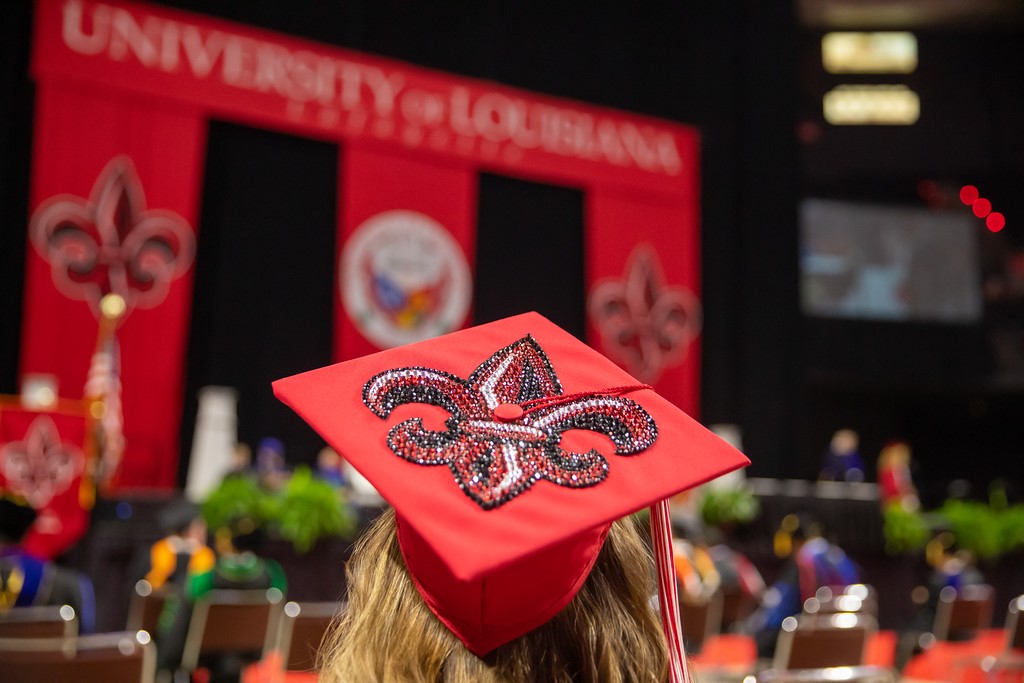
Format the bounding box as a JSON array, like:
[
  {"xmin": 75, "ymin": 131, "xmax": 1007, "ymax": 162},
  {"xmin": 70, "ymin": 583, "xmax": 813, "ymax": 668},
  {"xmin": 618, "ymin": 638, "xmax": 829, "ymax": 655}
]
[
  {"xmin": 972, "ymin": 198, "xmax": 992, "ymax": 218},
  {"xmin": 960, "ymin": 185, "xmax": 979, "ymax": 204},
  {"xmin": 986, "ymin": 212, "xmax": 1006, "ymax": 232}
]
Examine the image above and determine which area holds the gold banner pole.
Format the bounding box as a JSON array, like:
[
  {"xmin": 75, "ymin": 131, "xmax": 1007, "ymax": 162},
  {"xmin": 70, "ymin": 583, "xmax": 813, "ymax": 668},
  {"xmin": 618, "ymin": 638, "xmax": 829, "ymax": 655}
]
[{"xmin": 83, "ymin": 293, "xmax": 127, "ymax": 501}]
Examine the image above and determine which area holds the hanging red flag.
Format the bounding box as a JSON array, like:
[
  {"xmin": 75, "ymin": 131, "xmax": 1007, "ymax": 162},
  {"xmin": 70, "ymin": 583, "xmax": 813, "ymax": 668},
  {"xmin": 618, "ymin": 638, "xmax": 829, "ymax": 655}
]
[{"xmin": 0, "ymin": 401, "xmax": 95, "ymax": 558}]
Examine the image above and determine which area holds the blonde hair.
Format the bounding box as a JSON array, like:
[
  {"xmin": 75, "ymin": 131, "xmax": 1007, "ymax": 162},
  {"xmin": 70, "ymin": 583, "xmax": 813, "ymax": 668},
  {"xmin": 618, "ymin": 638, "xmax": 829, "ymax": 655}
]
[{"xmin": 319, "ymin": 508, "xmax": 668, "ymax": 683}]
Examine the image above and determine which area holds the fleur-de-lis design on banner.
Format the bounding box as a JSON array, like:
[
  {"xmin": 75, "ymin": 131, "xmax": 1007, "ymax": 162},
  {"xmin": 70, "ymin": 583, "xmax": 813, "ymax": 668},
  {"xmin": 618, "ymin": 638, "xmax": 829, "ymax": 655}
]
[
  {"xmin": 588, "ymin": 244, "xmax": 702, "ymax": 384},
  {"xmin": 29, "ymin": 156, "xmax": 196, "ymax": 317},
  {"xmin": 0, "ymin": 416, "xmax": 84, "ymax": 509},
  {"xmin": 363, "ymin": 336, "xmax": 658, "ymax": 509}
]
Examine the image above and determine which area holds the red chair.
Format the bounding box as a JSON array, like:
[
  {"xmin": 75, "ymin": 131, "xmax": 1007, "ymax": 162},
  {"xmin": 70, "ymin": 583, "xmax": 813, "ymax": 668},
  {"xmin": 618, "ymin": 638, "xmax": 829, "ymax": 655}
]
[
  {"xmin": 962, "ymin": 594, "xmax": 1024, "ymax": 683},
  {"xmin": 934, "ymin": 584, "xmax": 995, "ymax": 642}
]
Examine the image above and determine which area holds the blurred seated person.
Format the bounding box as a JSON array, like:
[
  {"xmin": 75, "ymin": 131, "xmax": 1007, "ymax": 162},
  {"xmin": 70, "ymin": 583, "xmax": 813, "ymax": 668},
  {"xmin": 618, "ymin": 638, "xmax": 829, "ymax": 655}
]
[
  {"xmin": 193, "ymin": 517, "xmax": 287, "ymax": 597},
  {"xmin": 673, "ymin": 534, "xmax": 721, "ymax": 604},
  {"xmin": 877, "ymin": 440, "xmax": 918, "ymax": 508},
  {"xmin": 137, "ymin": 499, "xmax": 215, "ymax": 591},
  {"xmin": 228, "ymin": 442, "xmax": 252, "ymax": 476},
  {"xmin": 741, "ymin": 514, "xmax": 860, "ymax": 658},
  {"xmin": 911, "ymin": 531, "xmax": 984, "ymax": 635},
  {"xmin": 896, "ymin": 531, "xmax": 986, "ymax": 668},
  {"xmin": 670, "ymin": 491, "xmax": 765, "ymax": 617},
  {"xmin": 157, "ymin": 516, "xmax": 287, "ymax": 681},
  {"xmin": 708, "ymin": 544, "xmax": 766, "ymax": 627},
  {"xmin": 316, "ymin": 447, "xmax": 347, "ymax": 488},
  {"xmin": 667, "ymin": 491, "xmax": 765, "ymax": 598},
  {"xmin": 819, "ymin": 428, "xmax": 865, "ymax": 483},
  {"xmin": 255, "ymin": 437, "xmax": 288, "ymax": 491},
  {"xmin": 0, "ymin": 496, "xmax": 96, "ymax": 632}
]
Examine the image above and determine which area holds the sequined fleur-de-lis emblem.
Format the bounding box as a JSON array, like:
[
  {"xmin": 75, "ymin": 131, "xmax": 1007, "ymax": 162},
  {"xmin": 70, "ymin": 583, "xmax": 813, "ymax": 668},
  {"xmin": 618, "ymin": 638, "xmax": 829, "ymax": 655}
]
[
  {"xmin": 0, "ymin": 416, "xmax": 84, "ymax": 509},
  {"xmin": 588, "ymin": 244, "xmax": 702, "ymax": 384},
  {"xmin": 29, "ymin": 156, "xmax": 195, "ymax": 317},
  {"xmin": 363, "ymin": 336, "xmax": 658, "ymax": 509}
]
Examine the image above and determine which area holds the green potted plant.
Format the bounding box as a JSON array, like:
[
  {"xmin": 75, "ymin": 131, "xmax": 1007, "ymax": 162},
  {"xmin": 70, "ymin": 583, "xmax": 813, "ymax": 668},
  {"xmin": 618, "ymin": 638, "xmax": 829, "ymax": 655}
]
[
  {"xmin": 275, "ymin": 466, "xmax": 357, "ymax": 552},
  {"xmin": 938, "ymin": 498, "xmax": 1003, "ymax": 561},
  {"xmin": 881, "ymin": 501, "xmax": 929, "ymax": 555},
  {"xmin": 201, "ymin": 473, "xmax": 277, "ymax": 532},
  {"xmin": 202, "ymin": 467, "xmax": 358, "ymax": 553},
  {"xmin": 698, "ymin": 486, "xmax": 760, "ymax": 530}
]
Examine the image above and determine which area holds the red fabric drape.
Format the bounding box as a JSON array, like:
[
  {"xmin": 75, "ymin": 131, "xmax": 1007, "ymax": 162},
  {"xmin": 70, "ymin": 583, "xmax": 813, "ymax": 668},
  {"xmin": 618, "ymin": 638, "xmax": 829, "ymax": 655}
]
[
  {"xmin": 335, "ymin": 145, "xmax": 476, "ymax": 361},
  {"xmin": 0, "ymin": 403, "xmax": 93, "ymax": 558},
  {"xmin": 587, "ymin": 190, "xmax": 701, "ymax": 416},
  {"xmin": 21, "ymin": 81, "xmax": 205, "ymax": 488}
]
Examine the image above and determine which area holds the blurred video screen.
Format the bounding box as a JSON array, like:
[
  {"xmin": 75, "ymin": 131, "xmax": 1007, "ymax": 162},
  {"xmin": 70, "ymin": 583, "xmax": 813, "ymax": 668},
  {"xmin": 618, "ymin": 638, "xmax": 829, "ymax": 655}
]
[{"xmin": 800, "ymin": 199, "xmax": 982, "ymax": 323}]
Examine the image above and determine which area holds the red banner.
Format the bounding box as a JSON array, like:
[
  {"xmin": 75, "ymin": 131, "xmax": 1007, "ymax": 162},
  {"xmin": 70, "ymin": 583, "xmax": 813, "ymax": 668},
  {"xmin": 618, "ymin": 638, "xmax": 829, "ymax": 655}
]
[
  {"xmin": 23, "ymin": 0, "xmax": 701, "ymax": 491},
  {"xmin": 336, "ymin": 145, "xmax": 477, "ymax": 361},
  {"xmin": 0, "ymin": 401, "xmax": 95, "ymax": 558},
  {"xmin": 21, "ymin": 80, "xmax": 206, "ymax": 488},
  {"xmin": 32, "ymin": 0, "xmax": 695, "ymax": 196},
  {"xmin": 587, "ymin": 191, "xmax": 702, "ymax": 416}
]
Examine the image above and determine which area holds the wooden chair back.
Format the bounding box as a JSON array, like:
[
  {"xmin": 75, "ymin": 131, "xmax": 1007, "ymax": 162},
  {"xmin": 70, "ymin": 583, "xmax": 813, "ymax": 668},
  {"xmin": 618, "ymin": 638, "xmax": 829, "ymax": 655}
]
[
  {"xmin": 0, "ymin": 630, "xmax": 155, "ymax": 683},
  {"xmin": 125, "ymin": 579, "xmax": 166, "ymax": 635},
  {"xmin": 803, "ymin": 584, "xmax": 878, "ymax": 617},
  {"xmin": 933, "ymin": 583, "xmax": 994, "ymax": 641},
  {"xmin": 773, "ymin": 613, "xmax": 876, "ymax": 671},
  {"xmin": 679, "ymin": 588, "xmax": 723, "ymax": 653},
  {"xmin": 0, "ymin": 605, "xmax": 78, "ymax": 638},
  {"xmin": 941, "ymin": 594, "xmax": 1024, "ymax": 683},
  {"xmin": 720, "ymin": 584, "xmax": 757, "ymax": 631},
  {"xmin": 180, "ymin": 588, "xmax": 284, "ymax": 671},
  {"xmin": 276, "ymin": 601, "xmax": 343, "ymax": 671},
  {"xmin": 757, "ymin": 665, "xmax": 896, "ymax": 682},
  {"xmin": 1007, "ymin": 594, "xmax": 1024, "ymax": 652}
]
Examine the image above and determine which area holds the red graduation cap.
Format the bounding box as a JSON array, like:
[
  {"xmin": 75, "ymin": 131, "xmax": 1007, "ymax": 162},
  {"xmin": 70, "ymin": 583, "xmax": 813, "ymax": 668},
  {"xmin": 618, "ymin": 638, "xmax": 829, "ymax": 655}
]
[{"xmin": 273, "ymin": 312, "xmax": 748, "ymax": 678}]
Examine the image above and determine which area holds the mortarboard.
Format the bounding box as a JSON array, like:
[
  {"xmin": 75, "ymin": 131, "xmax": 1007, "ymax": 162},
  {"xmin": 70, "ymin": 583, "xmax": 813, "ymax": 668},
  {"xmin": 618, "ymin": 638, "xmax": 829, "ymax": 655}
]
[{"xmin": 273, "ymin": 312, "xmax": 748, "ymax": 680}]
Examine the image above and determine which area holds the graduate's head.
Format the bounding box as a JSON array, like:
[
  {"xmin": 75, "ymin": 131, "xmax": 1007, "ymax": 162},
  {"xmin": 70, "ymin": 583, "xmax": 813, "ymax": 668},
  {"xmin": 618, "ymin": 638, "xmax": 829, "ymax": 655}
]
[
  {"xmin": 274, "ymin": 313, "xmax": 748, "ymax": 681},
  {"xmin": 322, "ymin": 507, "xmax": 667, "ymax": 683}
]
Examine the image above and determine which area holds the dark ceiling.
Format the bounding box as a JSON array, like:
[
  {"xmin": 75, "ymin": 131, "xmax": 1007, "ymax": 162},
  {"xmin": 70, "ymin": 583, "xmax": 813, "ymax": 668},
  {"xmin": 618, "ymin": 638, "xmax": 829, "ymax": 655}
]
[{"xmin": 796, "ymin": 0, "xmax": 1024, "ymax": 30}]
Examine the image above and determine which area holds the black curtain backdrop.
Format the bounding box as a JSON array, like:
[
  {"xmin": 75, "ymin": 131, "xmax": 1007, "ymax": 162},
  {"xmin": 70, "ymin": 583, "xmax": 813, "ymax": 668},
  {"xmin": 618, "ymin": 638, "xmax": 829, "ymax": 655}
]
[
  {"xmin": 0, "ymin": 1, "xmax": 33, "ymax": 396},
  {"xmin": 474, "ymin": 174, "xmax": 585, "ymax": 338},
  {"xmin": 181, "ymin": 151, "xmax": 587, "ymax": 478},
  {"xmin": 178, "ymin": 121, "xmax": 338, "ymax": 476}
]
